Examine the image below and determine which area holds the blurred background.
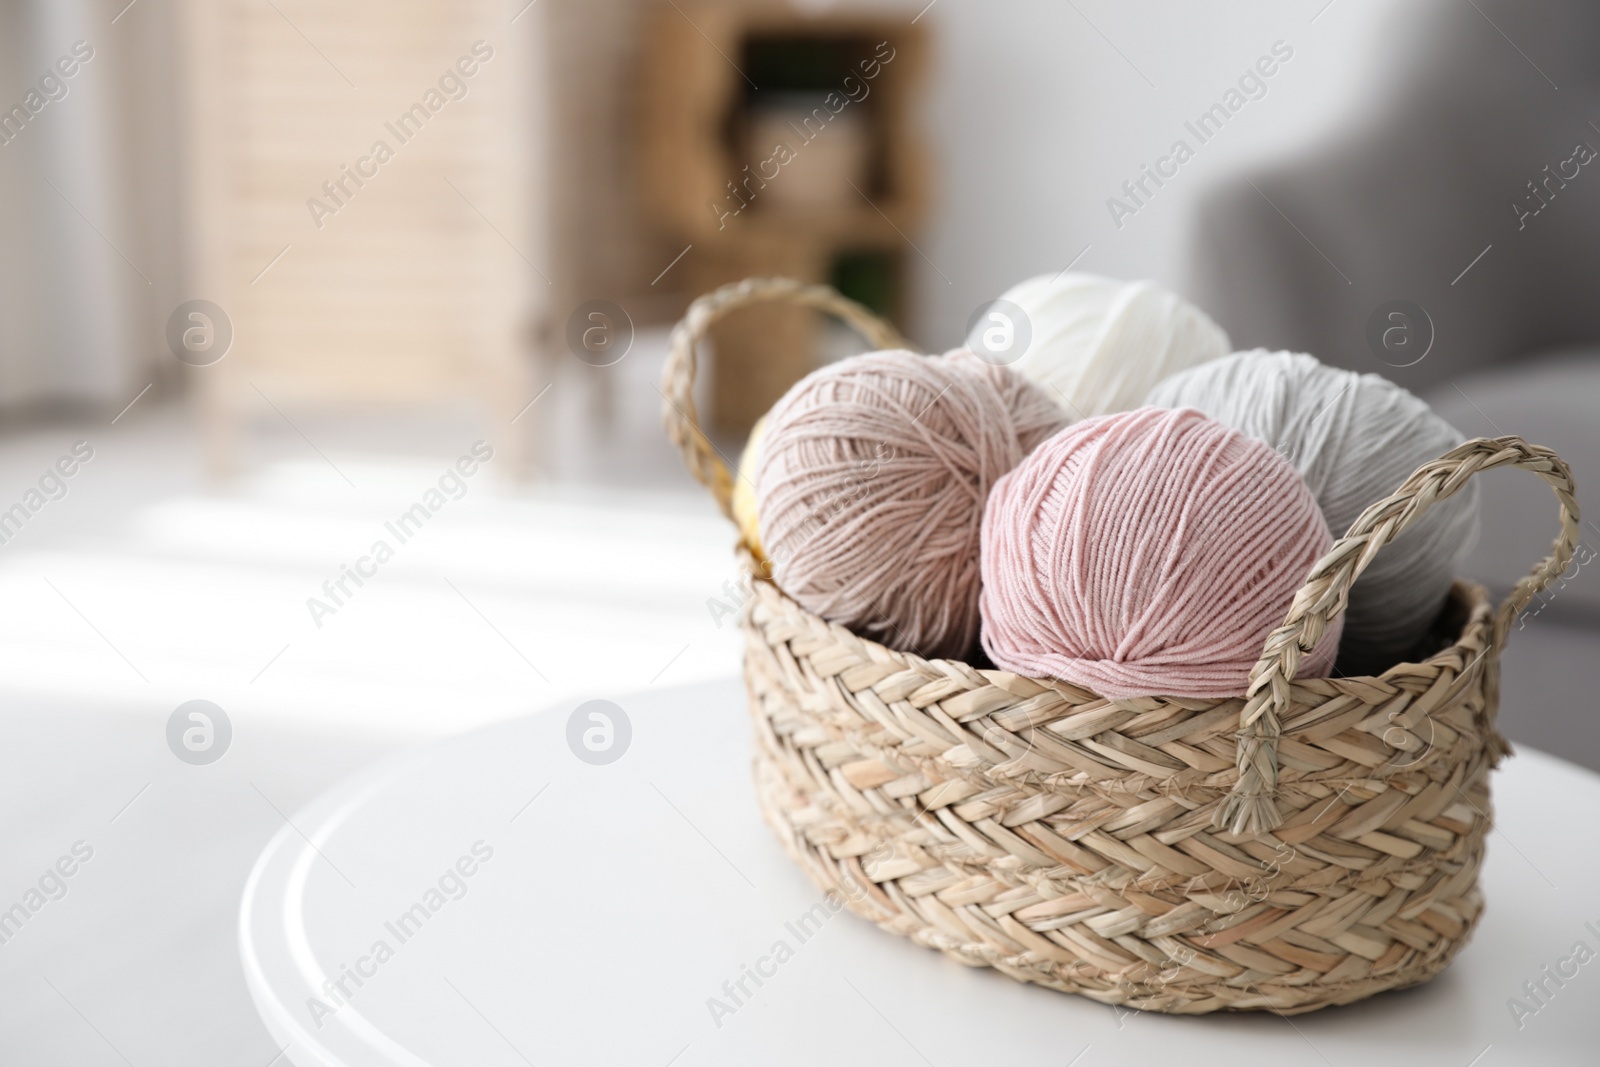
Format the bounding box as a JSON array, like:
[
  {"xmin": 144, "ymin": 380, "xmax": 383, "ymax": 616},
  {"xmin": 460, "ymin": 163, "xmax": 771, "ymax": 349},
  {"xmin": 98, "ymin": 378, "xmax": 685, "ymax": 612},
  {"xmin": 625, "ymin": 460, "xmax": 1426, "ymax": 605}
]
[{"xmin": 1, "ymin": 0, "xmax": 1597, "ymax": 1061}]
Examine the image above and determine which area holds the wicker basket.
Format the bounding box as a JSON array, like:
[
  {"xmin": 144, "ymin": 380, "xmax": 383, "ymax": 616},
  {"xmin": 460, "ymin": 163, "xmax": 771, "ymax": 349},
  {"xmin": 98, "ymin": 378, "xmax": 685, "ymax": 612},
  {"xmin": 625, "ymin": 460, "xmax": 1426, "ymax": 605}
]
[{"xmin": 660, "ymin": 277, "xmax": 1581, "ymax": 1015}]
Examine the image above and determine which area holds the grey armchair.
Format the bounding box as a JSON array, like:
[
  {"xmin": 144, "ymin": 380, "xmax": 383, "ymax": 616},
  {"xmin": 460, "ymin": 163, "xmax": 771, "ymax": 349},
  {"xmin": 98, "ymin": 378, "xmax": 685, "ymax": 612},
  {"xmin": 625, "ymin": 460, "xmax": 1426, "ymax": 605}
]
[
  {"xmin": 1190, "ymin": 0, "xmax": 1600, "ymax": 393},
  {"xmin": 1188, "ymin": 0, "xmax": 1600, "ymax": 770}
]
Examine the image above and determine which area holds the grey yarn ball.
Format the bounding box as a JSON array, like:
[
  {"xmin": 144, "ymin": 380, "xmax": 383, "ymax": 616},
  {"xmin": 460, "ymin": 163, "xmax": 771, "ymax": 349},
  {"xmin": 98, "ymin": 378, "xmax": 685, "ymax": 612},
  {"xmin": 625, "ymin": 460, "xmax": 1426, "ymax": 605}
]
[{"xmin": 1146, "ymin": 350, "xmax": 1480, "ymax": 676}]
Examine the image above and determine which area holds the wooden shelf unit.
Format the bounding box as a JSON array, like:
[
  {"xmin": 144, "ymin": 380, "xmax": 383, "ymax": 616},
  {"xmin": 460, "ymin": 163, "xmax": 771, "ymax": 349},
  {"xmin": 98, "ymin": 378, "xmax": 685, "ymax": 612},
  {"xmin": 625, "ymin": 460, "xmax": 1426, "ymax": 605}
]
[{"xmin": 638, "ymin": 4, "xmax": 930, "ymax": 433}]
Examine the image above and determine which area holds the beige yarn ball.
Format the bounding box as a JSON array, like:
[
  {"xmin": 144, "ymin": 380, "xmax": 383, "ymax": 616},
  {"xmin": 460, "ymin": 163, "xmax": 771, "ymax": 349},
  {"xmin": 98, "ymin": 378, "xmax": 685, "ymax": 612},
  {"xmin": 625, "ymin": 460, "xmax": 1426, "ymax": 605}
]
[
  {"xmin": 970, "ymin": 272, "xmax": 1230, "ymax": 419},
  {"xmin": 755, "ymin": 349, "xmax": 1066, "ymax": 660}
]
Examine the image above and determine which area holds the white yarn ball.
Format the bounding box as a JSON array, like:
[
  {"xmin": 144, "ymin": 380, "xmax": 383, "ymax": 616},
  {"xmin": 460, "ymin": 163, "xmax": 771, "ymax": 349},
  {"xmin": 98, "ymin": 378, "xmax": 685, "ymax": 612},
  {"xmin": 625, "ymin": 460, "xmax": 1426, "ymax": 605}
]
[
  {"xmin": 971, "ymin": 272, "xmax": 1231, "ymax": 419},
  {"xmin": 1146, "ymin": 349, "xmax": 1481, "ymax": 675}
]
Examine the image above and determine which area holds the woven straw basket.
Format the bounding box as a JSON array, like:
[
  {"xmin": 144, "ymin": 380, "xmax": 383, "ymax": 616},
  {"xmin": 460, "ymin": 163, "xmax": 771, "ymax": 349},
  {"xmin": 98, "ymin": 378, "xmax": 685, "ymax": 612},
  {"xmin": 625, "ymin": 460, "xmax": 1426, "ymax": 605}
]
[{"xmin": 660, "ymin": 277, "xmax": 1581, "ymax": 1015}]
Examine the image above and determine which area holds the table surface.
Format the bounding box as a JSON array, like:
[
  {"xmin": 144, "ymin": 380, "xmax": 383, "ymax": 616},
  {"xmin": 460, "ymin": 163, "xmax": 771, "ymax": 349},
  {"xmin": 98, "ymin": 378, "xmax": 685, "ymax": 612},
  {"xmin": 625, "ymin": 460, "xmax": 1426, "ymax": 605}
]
[{"xmin": 240, "ymin": 676, "xmax": 1600, "ymax": 1066}]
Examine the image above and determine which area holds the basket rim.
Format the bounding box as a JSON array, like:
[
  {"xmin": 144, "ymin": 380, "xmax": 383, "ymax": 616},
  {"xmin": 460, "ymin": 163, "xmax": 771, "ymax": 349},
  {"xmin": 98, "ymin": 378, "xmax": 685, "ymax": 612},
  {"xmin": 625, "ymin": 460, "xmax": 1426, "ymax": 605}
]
[
  {"xmin": 742, "ymin": 548, "xmax": 1500, "ymax": 807},
  {"xmin": 743, "ymin": 547, "xmax": 1494, "ymax": 695}
]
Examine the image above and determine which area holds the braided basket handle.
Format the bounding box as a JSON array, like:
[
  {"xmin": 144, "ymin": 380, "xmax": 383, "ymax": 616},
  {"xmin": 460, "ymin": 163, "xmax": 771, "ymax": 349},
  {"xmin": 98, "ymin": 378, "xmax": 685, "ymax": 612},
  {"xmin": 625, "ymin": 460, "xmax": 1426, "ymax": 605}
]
[
  {"xmin": 659, "ymin": 278, "xmax": 910, "ymax": 520},
  {"xmin": 1217, "ymin": 436, "xmax": 1581, "ymax": 835}
]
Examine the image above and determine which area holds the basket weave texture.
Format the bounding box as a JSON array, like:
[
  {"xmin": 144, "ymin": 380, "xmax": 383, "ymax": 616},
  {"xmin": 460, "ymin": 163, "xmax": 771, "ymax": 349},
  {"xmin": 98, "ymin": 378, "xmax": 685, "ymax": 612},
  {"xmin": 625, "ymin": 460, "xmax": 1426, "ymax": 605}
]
[{"xmin": 661, "ymin": 278, "xmax": 1581, "ymax": 1014}]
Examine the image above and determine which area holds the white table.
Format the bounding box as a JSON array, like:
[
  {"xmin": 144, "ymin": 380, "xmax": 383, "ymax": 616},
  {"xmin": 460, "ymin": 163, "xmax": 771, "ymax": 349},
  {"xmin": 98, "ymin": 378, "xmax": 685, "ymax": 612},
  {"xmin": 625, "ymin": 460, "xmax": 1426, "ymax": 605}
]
[{"xmin": 240, "ymin": 677, "xmax": 1600, "ymax": 1065}]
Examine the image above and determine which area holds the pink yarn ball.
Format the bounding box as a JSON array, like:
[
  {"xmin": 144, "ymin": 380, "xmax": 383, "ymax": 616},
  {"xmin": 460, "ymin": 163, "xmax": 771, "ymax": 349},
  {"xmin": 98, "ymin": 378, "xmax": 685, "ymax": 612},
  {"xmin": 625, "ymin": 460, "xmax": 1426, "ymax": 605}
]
[
  {"xmin": 979, "ymin": 407, "xmax": 1343, "ymax": 698},
  {"xmin": 756, "ymin": 349, "xmax": 1067, "ymax": 660}
]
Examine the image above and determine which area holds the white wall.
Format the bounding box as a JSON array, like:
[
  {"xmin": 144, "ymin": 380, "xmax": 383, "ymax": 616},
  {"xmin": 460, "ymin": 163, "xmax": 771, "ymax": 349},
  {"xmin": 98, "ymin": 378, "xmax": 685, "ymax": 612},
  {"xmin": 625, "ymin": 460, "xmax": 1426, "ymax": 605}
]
[{"xmin": 904, "ymin": 0, "xmax": 1413, "ymax": 348}]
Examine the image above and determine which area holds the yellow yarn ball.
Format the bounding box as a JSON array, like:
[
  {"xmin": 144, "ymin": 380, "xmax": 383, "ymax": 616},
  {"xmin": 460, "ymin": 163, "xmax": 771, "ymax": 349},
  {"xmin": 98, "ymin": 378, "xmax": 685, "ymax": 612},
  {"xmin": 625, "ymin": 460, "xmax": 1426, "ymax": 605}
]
[{"xmin": 732, "ymin": 414, "xmax": 767, "ymax": 559}]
